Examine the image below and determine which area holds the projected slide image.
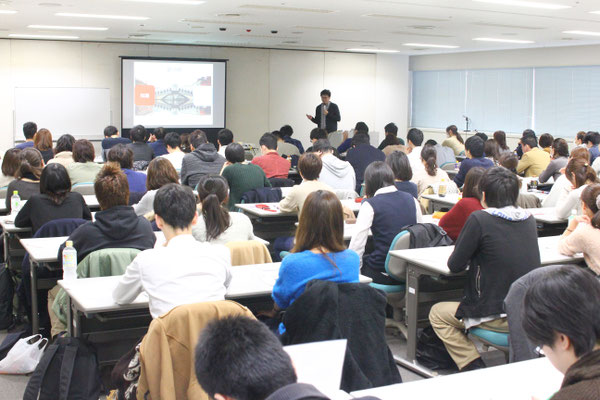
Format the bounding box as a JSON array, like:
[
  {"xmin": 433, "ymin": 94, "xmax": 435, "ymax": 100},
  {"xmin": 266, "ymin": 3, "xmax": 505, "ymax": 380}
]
[{"xmin": 133, "ymin": 62, "xmax": 214, "ymax": 126}]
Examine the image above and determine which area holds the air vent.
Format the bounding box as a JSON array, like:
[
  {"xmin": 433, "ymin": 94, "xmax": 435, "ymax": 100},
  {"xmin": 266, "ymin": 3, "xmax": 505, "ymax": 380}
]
[
  {"xmin": 38, "ymin": 2, "xmax": 62, "ymax": 6},
  {"xmin": 140, "ymin": 29, "xmax": 208, "ymax": 35},
  {"xmin": 364, "ymin": 14, "xmax": 449, "ymax": 22},
  {"xmin": 393, "ymin": 31, "xmax": 453, "ymax": 38},
  {"xmin": 180, "ymin": 19, "xmax": 263, "ymax": 26},
  {"xmin": 106, "ymin": 37, "xmax": 171, "ymax": 42},
  {"xmin": 282, "ymin": 40, "xmax": 299, "ymax": 44},
  {"xmin": 294, "ymin": 26, "xmax": 362, "ymax": 33},
  {"xmin": 409, "ymin": 25, "xmax": 435, "ymax": 30},
  {"xmin": 239, "ymin": 4, "xmax": 334, "ymax": 13},
  {"xmin": 236, "ymin": 34, "xmax": 295, "ymax": 39},
  {"xmin": 473, "ymin": 22, "xmax": 544, "ymax": 30},
  {"xmin": 129, "ymin": 33, "xmax": 150, "ymax": 37},
  {"xmin": 276, "ymin": 44, "xmax": 330, "ymax": 49},
  {"xmin": 215, "ymin": 13, "xmax": 242, "ymax": 17}
]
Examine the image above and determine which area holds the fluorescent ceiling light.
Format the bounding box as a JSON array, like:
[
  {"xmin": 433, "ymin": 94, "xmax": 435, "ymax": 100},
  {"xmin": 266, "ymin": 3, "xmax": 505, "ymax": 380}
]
[
  {"xmin": 473, "ymin": 0, "xmax": 571, "ymax": 9},
  {"xmin": 403, "ymin": 43, "xmax": 459, "ymax": 48},
  {"xmin": 591, "ymin": 11, "xmax": 600, "ymax": 15},
  {"xmin": 55, "ymin": 12, "xmax": 149, "ymax": 20},
  {"xmin": 0, "ymin": 10, "xmax": 18, "ymax": 14},
  {"xmin": 9, "ymin": 34, "xmax": 79, "ymax": 39},
  {"xmin": 563, "ymin": 30, "xmax": 600, "ymax": 37},
  {"xmin": 346, "ymin": 48, "xmax": 399, "ymax": 53},
  {"xmin": 473, "ymin": 37, "xmax": 534, "ymax": 43},
  {"xmin": 123, "ymin": 0, "xmax": 204, "ymax": 4},
  {"xmin": 28, "ymin": 25, "xmax": 108, "ymax": 31}
]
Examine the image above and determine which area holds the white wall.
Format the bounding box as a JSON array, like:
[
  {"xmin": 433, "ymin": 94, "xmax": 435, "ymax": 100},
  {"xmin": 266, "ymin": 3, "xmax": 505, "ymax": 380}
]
[{"xmin": 0, "ymin": 39, "xmax": 409, "ymax": 153}]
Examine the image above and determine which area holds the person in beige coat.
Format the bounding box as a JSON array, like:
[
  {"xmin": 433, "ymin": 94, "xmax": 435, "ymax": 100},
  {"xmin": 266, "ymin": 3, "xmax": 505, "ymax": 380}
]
[
  {"xmin": 46, "ymin": 134, "xmax": 75, "ymax": 169},
  {"xmin": 279, "ymin": 153, "xmax": 333, "ymax": 213}
]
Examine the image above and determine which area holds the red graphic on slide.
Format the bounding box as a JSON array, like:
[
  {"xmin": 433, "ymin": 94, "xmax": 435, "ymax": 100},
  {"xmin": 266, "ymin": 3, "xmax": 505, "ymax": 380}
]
[{"xmin": 135, "ymin": 85, "xmax": 156, "ymax": 106}]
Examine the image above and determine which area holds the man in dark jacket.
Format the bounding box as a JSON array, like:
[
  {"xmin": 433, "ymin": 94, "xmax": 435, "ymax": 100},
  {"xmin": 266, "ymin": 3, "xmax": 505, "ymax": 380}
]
[
  {"xmin": 58, "ymin": 163, "xmax": 156, "ymax": 264},
  {"xmin": 345, "ymin": 132, "xmax": 386, "ymax": 194},
  {"xmin": 180, "ymin": 130, "xmax": 226, "ymax": 188},
  {"xmin": 306, "ymin": 89, "xmax": 341, "ymax": 133}
]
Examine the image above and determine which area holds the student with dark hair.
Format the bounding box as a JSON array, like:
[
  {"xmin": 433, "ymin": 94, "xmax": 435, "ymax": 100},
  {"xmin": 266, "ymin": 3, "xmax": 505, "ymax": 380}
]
[
  {"xmin": 337, "ymin": 121, "xmax": 368, "ymax": 154},
  {"xmin": 538, "ymin": 133, "xmax": 554, "ymax": 154},
  {"xmin": 179, "ymin": 132, "xmax": 192, "ymax": 154},
  {"xmin": 378, "ymin": 122, "xmax": 405, "ymax": 151},
  {"xmin": 149, "ymin": 127, "xmax": 168, "ymax": 157},
  {"xmin": 48, "ymin": 134, "xmax": 75, "ymax": 168},
  {"xmin": 484, "ymin": 139, "xmax": 497, "ymax": 162},
  {"xmin": 222, "ymin": 143, "xmax": 271, "ymax": 210},
  {"xmin": 181, "ymin": 130, "xmax": 226, "ymax": 188},
  {"xmin": 192, "ymin": 175, "xmax": 256, "ymax": 244},
  {"xmin": 412, "ymin": 145, "xmax": 452, "ymax": 196},
  {"xmin": 521, "ymin": 266, "xmax": 600, "ymax": 400},
  {"xmin": 127, "ymin": 125, "xmax": 154, "ymax": 162},
  {"xmin": 406, "ymin": 128, "xmax": 425, "ymax": 176},
  {"xmin": 6, "ymin": 148, "xmax": 43, "ymax": 211},
  {"xmin": 453, "ymin": 136, "xmax": 494, "ymax": 187},
  {"xmin": 113, "ymin": 183, "xmax": 231, "ymax": 318},
  {"xmin": 15, "ymin": 163, "xmax": 92, "ymax": 234},
  {"xmin": 306, "ymin": 128, "xmax": 328, "ymax": 153},
  {"xmin": 539, "ymin": 138, "xmax": 569, "ymax": 183},
  {"xmin": 516, "ymin": 135, "xmax": 550, "ymax": 177},
  {"xmin": 279, "ymin": 124, "xmax": 304, "ymax": 154},
  {"xmin": 273, "ymin": 130, "xmax": 301, "ymax": 161},
  {"xmin": 430, "ymin": 166, "xmax": 540, "ymax": 372},
  {"xmin": 493, "ymin": 130, "xmax": 510, "ymax": 155},
  {"xmin": 67, "ymin": 139, "xmax": 102, "ymax": 185},
  {"xmin": 274, "ymin": 190, "xmax": 359, "ymax": 333},
  {"xmin": 349, "ymin": 162, "xmax": 422, "ymax": 284},
  {"xmin": 108, "ymin": 144, "xmax": 147, "ymax": 193},
  {"xmin": 17, "ymin": 122, "xmax": 37, "ymax": 150},
  {"xmin": 556, "ymin": 158, "xmax": 599, "ymax": 219},
  {"xmin": 439, "ymin": 167, "xmax": 485, "ymax": 241},
  {"xmin": 346, "ymin": 131, "xmax": 386, "ymax": 193},
  {"xmin": 385, "ymin": 151, "xmax": 417, "ymax": 199},
  {"xmin": 543, "ymin": 147, "xmax": 591, "ymax": 208},
  {"xmin": 515, "ymin": 129, "xmax": 537, "ymax": 159},
  {"xmin": 279, "ymin": 153, "xmax": 333, "ymax": 213},
  {"xmin": 160, "ymin": 132, "xmax": 185, "ymax": 172},
  {"xmin": 575, "ymin": 131, "xmax": 587, "ymax": 148},
  {"xmin": 101, "ymin": 125, "xmax": 131, "ymax": 161},
  {"xmin": 0, "ymin": 148, "xmax": 22, "ymax": 188},
  {"xmin": 217, "ymin": 128, "xmax": 234, "ymax": 157},
  {"xmin": 306, "ymin": 89, "xmax": 341, "ymax": 133},
  {"xmin": 498, "ymin": 152, "xmax": 518, "ymax": 173},
  {"xmin": 34, "ymin": 129, "xmax": 54, "ymax": 163},
  {"xmin": 133, "ymin": 158, "xmax": 179, "ymax": 216},
  {"xmin": 474, "ymin": 132, "xmax": 488, "ymax": 142},
  {"xmin": 313, "ymin": 139, "xmax": 355, "ymax": 191},
  {"xmin": 443, "ymin": 125, "xmax": 465, "ymax": 156},
  {"xmin": 584, "ymin": 131, "xmax": 600, "ymax": 165},
  {"xmin": 251, "ymin": 133, "xmax": 291, "ymax": 179}
]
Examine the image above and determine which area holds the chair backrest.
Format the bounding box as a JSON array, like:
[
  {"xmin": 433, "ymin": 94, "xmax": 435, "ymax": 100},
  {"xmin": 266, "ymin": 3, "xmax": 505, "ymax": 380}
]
[
  {"xmin": 71, "ymin": 183, "xmax": 95, "ymax": 195},
  {"xmin": 77, "ymin": 248, "xmax": 141, "ymax": 278},
  {"xmin": 0, "ymin": 186, "xmax": 7, "ymax": 199},
  {"xmin": 328, "ymin": 131, "xmax": 344, "ymax": 148},
  {"xmin": 225, "ymin": 240, "xmax": 272, "ymax": 266},
  {"xmin": 129, "ymin": 191, "xmax": 146, "ymax": 206},
  {"xmin": 440, "ymin": 162, "xmax": 458, "ymax": 171},
  {"xmin": 277, "ymin": 142, "xmax": 300, "ymax": 158},
  {"xmin": 240, "ymin": 187, "xmax": 283, "ymax": 203},
  {"xmin": 133, "ymin": 160, "xmax": 150, "ymax": 171},
  {"xmin": 268, "ymin": 177, "xmax": 294, "ymax": 188},
  {"xmin": 334, "ymin": 189, "xmax": 358, "ymax": 200},
  {"xmin": 384, "ymin": 231, "xmax": 412, "ymax": 281}
]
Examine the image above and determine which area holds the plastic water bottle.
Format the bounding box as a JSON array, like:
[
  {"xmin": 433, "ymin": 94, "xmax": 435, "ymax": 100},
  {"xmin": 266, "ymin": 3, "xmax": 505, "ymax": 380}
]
[
  {"xmin": 62, "ymin": 241, "xmax": 77, "ymax": 281},
  {"xmin": 10, "ymin": 191, "xmax": 20, "ymax": 216}
]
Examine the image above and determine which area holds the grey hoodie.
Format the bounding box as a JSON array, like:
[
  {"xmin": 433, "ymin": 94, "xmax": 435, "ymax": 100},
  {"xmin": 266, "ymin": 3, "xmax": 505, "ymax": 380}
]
[
  {"xmin": 180, "ymin": 143, "xmax": 226, "ymax": 188},
  {"xmin": 318, "ymin": 153, "xmax": 356, "ymax": 192}
]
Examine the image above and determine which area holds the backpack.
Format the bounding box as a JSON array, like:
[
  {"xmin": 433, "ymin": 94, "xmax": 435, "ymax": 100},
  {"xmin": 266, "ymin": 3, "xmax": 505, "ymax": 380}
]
[
  {"xmin": 0, "ymin": 263, "xmax": 14, "ymax": 330},
  {"xmin": 23, "ymin": 336, "xmax": 101, "ymax": 400}
]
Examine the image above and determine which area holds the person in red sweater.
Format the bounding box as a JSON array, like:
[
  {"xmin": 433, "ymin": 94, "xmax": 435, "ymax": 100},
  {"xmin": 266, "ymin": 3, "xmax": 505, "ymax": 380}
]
[
  {"xmin": 251, "ymin": 132, "xmax": 291, "ymax": 179},
  {"xmin": 439, "ymin": 167, "xmax": 486, "ymax": 241}
]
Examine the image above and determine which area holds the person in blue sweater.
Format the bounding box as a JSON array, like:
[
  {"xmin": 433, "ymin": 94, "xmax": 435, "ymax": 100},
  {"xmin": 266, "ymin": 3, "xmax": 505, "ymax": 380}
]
[
  {"xmin": 149, "ymin": 127, "xmax": 168, "ymax": 157},
  {"xmin": 584, "ymin": 131, "xmax": 600, "ymax": 165},
  {"xmin": 453, "ymin": 136, "xmax": 494, "ymax": 188},
  {"xmin": 271, "ymin": 190, "xmax": 360, "ymax": 334},
  {"xmin": 107, "ymin": 144, "xmax": 147, "ymax": 193},
  {"xmin": 337, "ymin": 121, "xmax": 369, "ymax": 154}
]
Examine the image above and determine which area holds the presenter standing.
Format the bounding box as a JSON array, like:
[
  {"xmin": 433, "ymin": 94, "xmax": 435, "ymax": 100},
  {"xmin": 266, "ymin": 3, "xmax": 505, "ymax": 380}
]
[{"xmin": 306, "ymin": 89, "xmax": 341, "ymax": 133}]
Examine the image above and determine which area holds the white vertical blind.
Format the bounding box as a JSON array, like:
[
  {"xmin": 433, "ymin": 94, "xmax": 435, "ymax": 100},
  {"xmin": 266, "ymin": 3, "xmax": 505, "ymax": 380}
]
[{"xmin": 411, "ymin": 70, "xmax": 466, "ymax": 130}]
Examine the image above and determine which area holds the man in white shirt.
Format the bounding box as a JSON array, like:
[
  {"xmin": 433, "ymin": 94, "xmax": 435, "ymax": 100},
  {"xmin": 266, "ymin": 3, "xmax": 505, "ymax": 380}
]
[
  {"xmin": 217, "ymin": 128, "xmax": 234, "ymax": 158},
  {"xmin": 406, "ymin": 128, "xmax": 425, "ymax": 177},
  {"xmin": 313, "ymin": 139, "xmax": 356, "ymax": 192},
  {"xmin": 112, "ymin": 183, "xmax": 231, "ymax": 318},
  {"xmin": 160, "ymin": 132, "xmax": 186, "ymax": 174}
]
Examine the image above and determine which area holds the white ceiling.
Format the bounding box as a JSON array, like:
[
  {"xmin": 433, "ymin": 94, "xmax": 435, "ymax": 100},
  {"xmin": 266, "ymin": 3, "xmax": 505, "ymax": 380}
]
[{"xmin": 2, "ymin": 0, "xmax": 600, "ymax": 54}]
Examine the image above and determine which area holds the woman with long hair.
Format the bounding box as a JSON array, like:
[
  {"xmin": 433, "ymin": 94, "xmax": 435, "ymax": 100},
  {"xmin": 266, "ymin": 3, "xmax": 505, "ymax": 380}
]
[
  {"xmin": 386, "ymin": 150, "xmax": 417, "ymax": 198},
  {"xmin": 493, "ymin": 130, "xmax": 510, "ymax": 154},
  {"xmin": 34, "ymin": 128, "xmax": 54, "ymax": 164},
  {"xmin": 442, "ymin": 124, "xmax": 465, "ymax": 156},
  {"xmin": 556, "ymin": 158, "xmax": 599, "ymax": 219},
  {"xmin": 133, "ymin": 157, "xmax": 179, "ymax": 216},
  {"xmin": 413, "ymin": 145, "xmax": 452, "ymax": 196},
  {"xmin": 6, "ymin": 147, "xmax": 44, "ymax": 211},
  {"xmin": 539, "ymin": 138, "xmax": 569, "ymax": 184}
]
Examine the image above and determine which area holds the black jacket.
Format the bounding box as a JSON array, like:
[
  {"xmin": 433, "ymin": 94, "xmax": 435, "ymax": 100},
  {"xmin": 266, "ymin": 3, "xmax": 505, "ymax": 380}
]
[
  {"xmin": 15, "ymin": 192, "xmax": 92, "ymax": 234},
  {"xmin": 265, "ymin": 383, "xmax": 379, "ymax": 400},
  {"xmin": 346, "ymin": 144, "xmax": 386, "ymax": 193},
  {"xmin": 310, "ymin": 102, "xmax": 340, "ymax": 133},
  {"xmin": 281, "ymin": 280, "xmax": 402, "ymax": 392}
]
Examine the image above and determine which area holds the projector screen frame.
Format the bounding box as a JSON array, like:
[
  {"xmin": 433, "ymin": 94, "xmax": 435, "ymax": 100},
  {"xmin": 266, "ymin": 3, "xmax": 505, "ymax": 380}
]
[{"xmin": 120, "ymin": 56, "xmax": 228, "ymax": 142}]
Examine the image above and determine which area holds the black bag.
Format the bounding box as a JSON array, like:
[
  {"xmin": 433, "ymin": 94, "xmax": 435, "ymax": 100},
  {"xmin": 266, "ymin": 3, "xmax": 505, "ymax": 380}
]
[
  {"xmin": 416, "ymin": 326, "xmax": 458, "ymax": 371},
  {"xmin": 23, "ymin": 336, "xmax": 101, "ymax": 400},
  {"xmin": 0, "ymin": 263, "xmax": 14, "ymax": 330}
]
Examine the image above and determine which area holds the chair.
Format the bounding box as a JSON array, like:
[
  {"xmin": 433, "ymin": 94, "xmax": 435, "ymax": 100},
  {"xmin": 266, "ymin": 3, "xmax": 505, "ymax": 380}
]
[
  {"xmin": 129, "ymin": 191, "xmax": 146, "ymax": 206},
  {"xmin": 0, "ymin": 186, "xmax": 8, "ymax": 199},
  {"xmin": 328, "ymin": 131, "xmax": 344, "ymax": 148},
  {"xmin": 268, "ymin": 177, "xmax": 294, "ymax": 187},
  {"xmin": 225, "ymin": 240, "xmax": 272, "ymax": 266},
  {"xmin": 277, "ymin": 142, "xmax": 301, "ymax": 158},
  {"xmin": 334, "ymin": 189, "xmax": 358, "ymax": 200},
  {"xmin": 468, "ymin": 328, "xmax": 509, "ymax": 361},
  {"xmin": 240, "ymin": 187, "xmax": 283, "ymax": 203},
  {"xmin": 138, "ymin": 301, "xmax": 254, "ymax": 400},
  {"xmin": 71, "ymin": 183, "xmax": 95, "ymax": 195},
  {"xmin": 440, "ymin": 162, "xmax": 458, "ymax": 172}
]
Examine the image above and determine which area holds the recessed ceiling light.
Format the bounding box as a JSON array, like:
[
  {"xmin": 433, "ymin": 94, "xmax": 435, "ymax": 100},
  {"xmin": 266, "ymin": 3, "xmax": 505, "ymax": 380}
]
[
  {"xmin": 28, "ymin": 24, "xmax": 108, "ymax": 31},
  {"xmin": 55, "ymin": 12, "xmax": 149, "ymax": 20},
  {"xmin": 403, "ymin": 43, "xmax": 460, "ymax": 48},
  {"xmin": 473, "ymin": 0, "xmax": 571, "ymax": 10},
  {"xmin": 473, "ymin": 37, "xmax": 534, "ymax": 43},
  {"xmin": 0, "ymin": 9, "xmax": 17, "ymax": 14},
  {"xmin": 563, "ymin": 30, "xmax": 600, "ymax": 37},
  {"xmin": 122, "ymin": 0, "xmax": 204, "ymax": 4},
  {"xmin": 9, "ymin": 33, "xmax": 79, "ymax": 39},
  {"xmin": 347, "ymin": 48, "xmax": 400, "ymax": 53}
]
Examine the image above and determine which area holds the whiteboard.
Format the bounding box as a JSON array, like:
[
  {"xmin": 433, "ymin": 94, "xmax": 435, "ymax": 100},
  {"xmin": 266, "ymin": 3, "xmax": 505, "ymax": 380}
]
[{"xmin": 14, "ymin": 87, "xmax": 111, "ymax": 142}]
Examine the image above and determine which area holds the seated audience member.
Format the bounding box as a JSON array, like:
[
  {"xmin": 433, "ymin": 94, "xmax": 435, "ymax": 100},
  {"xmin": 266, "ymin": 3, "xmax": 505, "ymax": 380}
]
[
  {"xmin": 442, "ymin": 125, "xmax": 465, "ymax": 156},
  {"xmin": 413, "ymin": 145, "xmax": 452, "ymax": 196},
  {"xmin": 539, "ymin": 133, "xmax": 554, "ymax": 154},
  {"xmin": 222, "ymin": 143, "xmax": 271, "ymax": 210},
  {"xmin": 378, "ymin": 122, "xmax": 405, "ymax": 151},
  {"xmin": 439, "ymin": 167, "xmax": 485, "ymax": 241},
  {"xmin": 584, "ymin": 131, "xmax": 600, "ymax": 165},
  {"xmin": 17, "ymin": 122, "xmax": 37, "ymax": 150},
  {"xmin": 515, "ymin": 129, "xmax": 537, "ymax": 159},
  {"xmin": 493, "ymin": 130, "xmax": 511, "ymax": 155},
  {"xmin": 101, "ymin": 125, "xmax": 130, "ymax": 161},
  {"xmin": 280, "ymin": 153, "xmax": 333, "ymax": 213},
  {"xmin": 127, "ymin": 125, "xmax": 154, "ymax": 163},
  {"xmin": 34, "ymin": 128, "xmax": 54, "ymax": 163},
  {"xmin": 543, "ymin": 147, "xmax": 590, "ymax": 208},
  {"xmin": 539, "ymin": 138, "xmax": 569, "ymax": 183},
  {"xmin": 160, "ymin": 132, "xmax": 185, "ymax": 172},
  {"xmin": 498, "ymin": 153, "xmax": 542, "ymax": 209},
  {"xmin": 251, "ymin": 133, "xmax": 291, "ymax": 179},
  {"xmin": 453, "ymin": 136, "xmax": 493, "ymax": 187},
  {"xmin": 59, "ymin": 163, "xmax": 156, "ymax": 265},
  {"xmin": 516, "ymin": 135, "xmax": 551, "ymax": 177},
  {"xmin": 280, "ymin": 124, "xmax": 304, "ymax": 154},
  {"xmin": 484, "ymin": 139, "xmax": 497, "ymax": 162},
  {"xmin": 133, "ymin": 158, "xmax": 179, "ymax": 216},
  {"xmin": 346, "ymin": 132, "xmax": 386, "ymax": 194},
  {"xmin": 273, "ymin": 130, "xmax": 301, "ymax": 159},
  {"xmin": 475, "ymin": 132, "xmax": 488, "ymax": 142},
  {"xmin": 66, "ymin": 139, "xmax": 102, "ymax": 185},
  {"xmin": 522, "ymin": 266, "xmax": 600, "ymax": 400},
  {"xmin": 108, "ymin": 144, "xmax": 147, "ymax": 193},
  {"xmin": 179, "ymin": 133, "xmax": 192, "ymax": 153},
  {"xmin": 148, "ymin": 127, "xmax": 168, "ymax": 157},
  {"xmin": 113, "ymin": 183, "xmax": 231, "ymax": 318},
  {"xmin": 195, "ymin": 316, "xmax": 340, "ymax": 400},
  {"xmin": 429, "ymin": 167, "xmax": 540, "ymax": 372},
  {"xmin": 192, "ymin": 175, "xmax": 256, "ymax": 244},
  {"xmin": 386, "ymin": 150, "xmax": 418, "ymax": 199},
  {"xmin": 338, "ymin": 121, "xmax": 368, "ymax": 154},
  {"xmin": 556, "ymin": 158, "xmax": 598, "ymax": 219},
  {"xmin": 313, "ymin": 139, "xmax": 356, "ymax": 192},
  {"xmin": 48, "ymin": 134, "xmax": 75, "ymax": 168},
  {"xmin": 217, "ymin": 128, "xmax": 234, "ymax": 157},
  {"xmin": 273, "ymin": 190, "xmax": 360, "ymax": 333},
  {"xmin": 15, "ymin": 163, "xmax": 92, "ymax": 233},
  {"xmin": 6, "ymin": 148, "xmax": 43, "ymax": 211},
  {"xmin": 0, "ymin": 148, "xmax": 22, "ymax": 188},
  {"xmin": 406, "ymin": 128, "xmax": 425, "ymax": 176},
  {"xmin": 181, "ymin": 130, "xmax": 226, "ymax": 188},
  {"xmin": 349, "ymin": 162, "xmax": 422, "ymax": 284},
  {"xmin": 575, "ymin": 131, "xmax": 586, "ymax": 148},
  {"xmin": 305, "ymin": 128, "xmax": 328, "ymax": 153},
  {"xmin": 558, "ymin": 184, "xmax": 600, "ymax": 274}
]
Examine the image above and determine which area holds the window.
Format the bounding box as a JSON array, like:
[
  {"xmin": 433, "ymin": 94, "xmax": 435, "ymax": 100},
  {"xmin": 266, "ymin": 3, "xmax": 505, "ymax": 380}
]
[{"xmin": 411, "ymin": 70, "xmax": 466, "ymax": 130}]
